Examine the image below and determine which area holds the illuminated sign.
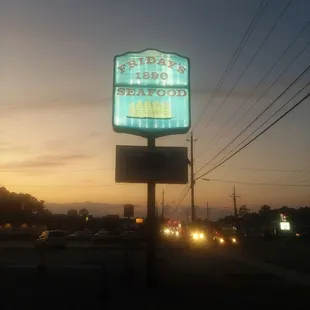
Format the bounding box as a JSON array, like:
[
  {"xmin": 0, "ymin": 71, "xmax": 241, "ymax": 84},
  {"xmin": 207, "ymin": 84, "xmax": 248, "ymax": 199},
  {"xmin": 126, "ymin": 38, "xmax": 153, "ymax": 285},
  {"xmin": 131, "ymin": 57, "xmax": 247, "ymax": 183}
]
[
  {"xmin": 136, "ymin": 218, "xmax": 144, "ymax": 224},
  {"xmin": 280, "ymin": 222, "xmax": 290, "ymax": 231},
  {"xmin": 113, "ymin": 49, "xmax": 190, "ymax": 138}
]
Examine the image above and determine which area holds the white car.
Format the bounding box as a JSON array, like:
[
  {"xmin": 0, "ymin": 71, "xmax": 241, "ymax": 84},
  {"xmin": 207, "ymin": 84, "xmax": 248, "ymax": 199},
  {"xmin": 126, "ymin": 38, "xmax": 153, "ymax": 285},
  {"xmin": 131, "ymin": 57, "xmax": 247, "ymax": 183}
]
[{"xmin": 35, "ymin": 230, "xmax": 67, "ymax": 248}]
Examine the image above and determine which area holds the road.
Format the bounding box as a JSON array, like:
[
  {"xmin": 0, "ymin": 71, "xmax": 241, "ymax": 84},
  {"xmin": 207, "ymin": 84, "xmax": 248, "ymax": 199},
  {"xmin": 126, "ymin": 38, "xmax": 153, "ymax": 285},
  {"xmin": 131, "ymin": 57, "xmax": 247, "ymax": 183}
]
[
  {"xmin": 0, "ymin": 242, "xmax": 309, "ymax": 309},
  {"xmin": 2, "ymin": 237, "xmax": 310, "ymax": 272},
  {"xmin": 234, "ymin": 237, "xmax": 310, "ymax": 273}
]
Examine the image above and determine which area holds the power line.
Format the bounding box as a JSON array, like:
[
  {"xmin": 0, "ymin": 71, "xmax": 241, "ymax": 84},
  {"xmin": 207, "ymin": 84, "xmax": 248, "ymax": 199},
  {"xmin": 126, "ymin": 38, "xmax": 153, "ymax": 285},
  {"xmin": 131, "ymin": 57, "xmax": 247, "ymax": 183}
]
[
  {"xmin": 195, "ymin": 16, "xmax": 310, "ymax": 159},
  {"xmin": 240, "ymin": 168, "xmax": 310, "ymax": 172},
  {"xmin": 171, "ymin": 132, "xmax": 198, "ymax": 216},
  {"xmin": 196, "ymin": 0, "xmax": 293, "ymax": 139},
  {"xmin": 216, "ymin": 82, "xmax": 309, "ymax": 167},
  {"xmin": 196, "ymin": 36, "xmax": 310, "ymax": 161},
  {"xmin": 196, "ymin": 91, "xmax": 310, "ymax": 180},
  {"xmin": 173, "ymin": 184, "xmax": 190, "ymax": 205},
  {"xmin": 177, "ymin": 0, "xmax": 268, "ymax": 213},
  {"xmin": 204, "ymin": 178, "xmax": 310, "ymax": 187},
  {"xmin": 195, "ymin": 63, "xmax": 310, "ymax": 176},
  {"xmin": 191, "ymin": 0, "xmax": 268, "ymax": 133},
  {"xmin": 256, "ymin": 165, "xmax": 310, "ymax": 195},
  {"xmin": 170, "ymin": 186, "xmax": 191, "ymax": 214},
  {"xmin": 172, "ymin": 193, "xmax": 190, "ymax": 213},
  {"xmin": 294, "ymin": 176, "xmax": 310, "ymax": 185}
]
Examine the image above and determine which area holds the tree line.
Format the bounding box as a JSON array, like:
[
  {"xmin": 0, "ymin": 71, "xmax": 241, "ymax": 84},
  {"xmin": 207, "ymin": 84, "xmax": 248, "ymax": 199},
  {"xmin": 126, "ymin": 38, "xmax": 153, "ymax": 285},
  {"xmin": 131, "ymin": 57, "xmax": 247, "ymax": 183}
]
[
  {"xmin": 0, "ymin": 187, "xmax": 91, "ymax": 222},
  {"xmin": 0, "ymin": 187, "xmax": 50, "ymax": 217},
  {"xmin": 217, "ymin": 204, "xmax": 310, "ymax": 233}
]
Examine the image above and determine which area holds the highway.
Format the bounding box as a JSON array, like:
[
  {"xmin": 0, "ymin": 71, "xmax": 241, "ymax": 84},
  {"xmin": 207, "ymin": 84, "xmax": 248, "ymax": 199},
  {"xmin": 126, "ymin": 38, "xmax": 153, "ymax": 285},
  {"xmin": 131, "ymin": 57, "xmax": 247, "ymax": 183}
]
[
  {"xmin": 1, "ymin": 238, "xmax": 310, "ymax": 272},
  {"xmin": 0, "ymin": 241, "xmax": 309, "ymax": 308}
]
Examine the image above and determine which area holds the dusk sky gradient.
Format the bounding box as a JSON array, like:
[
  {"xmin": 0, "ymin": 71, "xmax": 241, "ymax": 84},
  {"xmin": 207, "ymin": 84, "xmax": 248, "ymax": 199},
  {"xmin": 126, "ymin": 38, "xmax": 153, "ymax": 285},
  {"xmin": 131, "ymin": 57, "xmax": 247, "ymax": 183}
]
[{"xmin": 0, "ymin": 0, "xmax": 309, "ymax": 218}]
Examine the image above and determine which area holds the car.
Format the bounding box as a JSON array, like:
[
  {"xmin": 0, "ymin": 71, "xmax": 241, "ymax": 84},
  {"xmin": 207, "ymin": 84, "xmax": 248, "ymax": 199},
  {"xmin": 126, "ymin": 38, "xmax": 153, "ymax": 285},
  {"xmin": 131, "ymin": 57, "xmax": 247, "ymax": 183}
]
[
  {"xmin": 67, "ymin": 230, "xmax": 93, "ymax": 241},
  {"xmin": 92, "ymin": 229, "xmax": 115, "ymax": 243},
  {"xmin": 35, "ymin": 230, "xmax": 67, "ymax": 248},
  {"xmin": 225, "ymin": 236, "xmax": 238, "ymax": 244},
  {"xmin": 212, "ymin": 235, "xmax": 226, "ymax": 245},
  {"xmin": 119, "ymin": 230, "xmax": 141, "ymax": 241},
  {"xmin": 162, "ymin": 227, "xmax": 181, "ymax": 238},
  {"xmin": 213, "ymin": 235, "xmax": 238, "ymax": 245},
  {"xmin": 189, "ymin": 230, "xmax": 206, "ymax": 242}
]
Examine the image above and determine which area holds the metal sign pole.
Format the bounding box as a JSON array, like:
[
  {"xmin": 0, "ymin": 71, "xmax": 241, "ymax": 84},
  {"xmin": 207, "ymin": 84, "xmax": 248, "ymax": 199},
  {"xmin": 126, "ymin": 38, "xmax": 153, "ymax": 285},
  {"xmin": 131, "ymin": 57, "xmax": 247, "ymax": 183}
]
[{"xmin": 146, "ymin": 137, "xmax": 156, "ymax": 288}]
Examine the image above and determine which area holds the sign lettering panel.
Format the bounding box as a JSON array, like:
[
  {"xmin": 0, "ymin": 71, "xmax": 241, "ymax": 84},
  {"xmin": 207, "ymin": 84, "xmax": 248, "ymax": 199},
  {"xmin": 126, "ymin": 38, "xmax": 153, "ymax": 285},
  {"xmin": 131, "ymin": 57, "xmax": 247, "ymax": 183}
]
[{"xmin": 113, "ymin": 49, "xmax": 190, "ymax": 138}]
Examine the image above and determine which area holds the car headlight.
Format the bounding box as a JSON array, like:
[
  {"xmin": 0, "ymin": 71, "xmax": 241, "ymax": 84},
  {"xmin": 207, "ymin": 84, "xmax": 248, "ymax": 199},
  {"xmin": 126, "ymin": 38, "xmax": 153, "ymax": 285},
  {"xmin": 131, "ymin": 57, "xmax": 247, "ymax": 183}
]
[
  {"xmin": 192, "ymin": 233, "xmax": 199, "ymax": 240},
  {"xmin": 232, "ymin": 238, "xmax": 237, "ymax": 243},
  {"xmin": 199, "ymin": 233, "xmax": 205, "ymax": 239},
  {"xmin": 219, "ymin": 238, "xmax": 225, "ymax": 244},
  {"xmin": 175, "ymin": 231, "xmax": 179, "ymax": 237},
  {"xmin": 164, "ymin": 229, "xmax": 170, "ymax": 235}
]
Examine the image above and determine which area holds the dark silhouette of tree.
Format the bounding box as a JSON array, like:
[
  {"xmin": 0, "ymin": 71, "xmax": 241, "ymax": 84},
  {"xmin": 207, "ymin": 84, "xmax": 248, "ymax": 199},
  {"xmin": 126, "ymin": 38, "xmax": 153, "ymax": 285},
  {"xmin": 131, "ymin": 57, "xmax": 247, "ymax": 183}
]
[
  {"xmin": 0, "ymin": 187, "xmax": 49, "ymax": 216},
  {"xmin": 217, "ymin": 215, "xmax": 236, "ymax": 225},
  {"xmin": 39, "ymin": 209, "xmax": 52, "ymax": 216},
  {"xmin": 217, "ymin": 204, "xmax": 310, "ymax": 235},
  {"xmin": 79, "ymin": 208, "xmax": 89, "ymax": 218},
  {"xmin": 102, "ymin": 215, "xmax": 120, "ymax": 231},
  {"xmin": 238, "ymin": 205, "xmax": 250, "ymax": 217},
  {"xmin": 298, "ymin": 207, "xmax": 310, "ymax": 226},
  {"xmin": 67, "ymin": 209, "xmax": 78, "ymax": 217},
  {"xmin": 259, "ymin": 205, "xmax": 271, "ymax": 214}
]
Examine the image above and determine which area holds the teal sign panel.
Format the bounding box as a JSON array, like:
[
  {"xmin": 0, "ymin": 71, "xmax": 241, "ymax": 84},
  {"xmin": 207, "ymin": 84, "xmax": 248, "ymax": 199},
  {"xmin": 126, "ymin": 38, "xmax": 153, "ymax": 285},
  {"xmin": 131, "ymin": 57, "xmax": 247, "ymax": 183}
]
[{"xmin": 112, "ymin": 49, "xmax": 190, "ymax": 138}]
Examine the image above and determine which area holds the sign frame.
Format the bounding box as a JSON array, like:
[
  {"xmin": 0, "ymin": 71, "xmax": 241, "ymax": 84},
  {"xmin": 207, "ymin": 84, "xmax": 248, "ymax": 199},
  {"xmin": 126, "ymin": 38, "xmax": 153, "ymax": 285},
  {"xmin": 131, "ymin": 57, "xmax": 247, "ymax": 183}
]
[
  {"xmin": 124, "ymin": 204, "xmax": 134, "ymax": 218},
  {"xmin": 115, "ymin": 145, "xmax": 189, "ymax": 184},
  {"xmin": 112, "ymin": 48, "xmax": 191, "ymax": 138}
]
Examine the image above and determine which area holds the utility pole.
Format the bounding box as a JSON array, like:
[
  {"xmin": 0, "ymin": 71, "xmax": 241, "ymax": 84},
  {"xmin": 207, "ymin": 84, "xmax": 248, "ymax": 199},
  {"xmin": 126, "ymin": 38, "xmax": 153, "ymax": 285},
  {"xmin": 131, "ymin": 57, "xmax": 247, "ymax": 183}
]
[
  {"xmin": 155, "ymin": 201, "xmax": 159, "ymax": 218},
  {"xmin": 187, "ymin": 132, "xmax": 197, "ymax": 223},
  {"xmin": 206, "ymin": 201, "xmax": 209, "ymax": 220},
  {"xmin": 229, "ymin": 186, "xmax": 240, "ymax": 217},
  {"xmin": 186, "ymin": 208, "xmax": 190, "ymax": 225},
  {"xmin": 161, "ymin": 190, "xmax": 165, "ymax": 218}
]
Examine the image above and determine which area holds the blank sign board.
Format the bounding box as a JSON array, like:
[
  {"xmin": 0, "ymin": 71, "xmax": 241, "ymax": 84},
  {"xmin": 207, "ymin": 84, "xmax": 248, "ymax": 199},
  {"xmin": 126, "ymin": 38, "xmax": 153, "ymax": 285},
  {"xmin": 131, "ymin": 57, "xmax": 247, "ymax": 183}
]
[
  {"xmin": 115, "ymin": 145, "xmax": 188, "ymax": 184},
  {"xmin": 124, "ymin": 204, "xmax": 134, "ymax": 218}
]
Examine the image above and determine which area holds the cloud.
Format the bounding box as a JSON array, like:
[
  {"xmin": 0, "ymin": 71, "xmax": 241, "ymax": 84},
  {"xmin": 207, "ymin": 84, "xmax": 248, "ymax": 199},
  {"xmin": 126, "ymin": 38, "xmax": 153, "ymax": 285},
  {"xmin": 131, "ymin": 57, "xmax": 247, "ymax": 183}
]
[
  {"xmin": 44, "ymin": 140, "xmax": 70, "ymax": 152},
  {"xmin": 0, "ymin": 153, "xmax": 91, "ymax": 170},
  {"xmin": 46, "ymin": 202, "xmax": 146, "ymax": 217},
  {"xmin": 88, "ymin": 131, "xmax": 103, "ymax": 139},
  {"xmin": 0, "ymin": 143, "xmax": 29, "ymax": 153},
  {"xmin": 44, "ymin": 132, "xmax": 103, "ymax": 153},
  {"xmin": 81, "ymin": 179, "xmax": 96, "ymax": 184},
  {"xmin": 0, "ymin": 143, "xmax": 10, "ymax": 147},
  {"xmin": 1, "ymin": 97, "xmax": 111, "ymax": 116}
]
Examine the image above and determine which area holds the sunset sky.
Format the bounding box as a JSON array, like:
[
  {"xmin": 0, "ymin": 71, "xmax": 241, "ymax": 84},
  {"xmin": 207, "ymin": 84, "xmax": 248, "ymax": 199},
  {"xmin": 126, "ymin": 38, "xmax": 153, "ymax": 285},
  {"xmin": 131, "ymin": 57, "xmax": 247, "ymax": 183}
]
[{"xmin": 0, "ymin": 0, "xmax": 309, "ymax": 218}]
